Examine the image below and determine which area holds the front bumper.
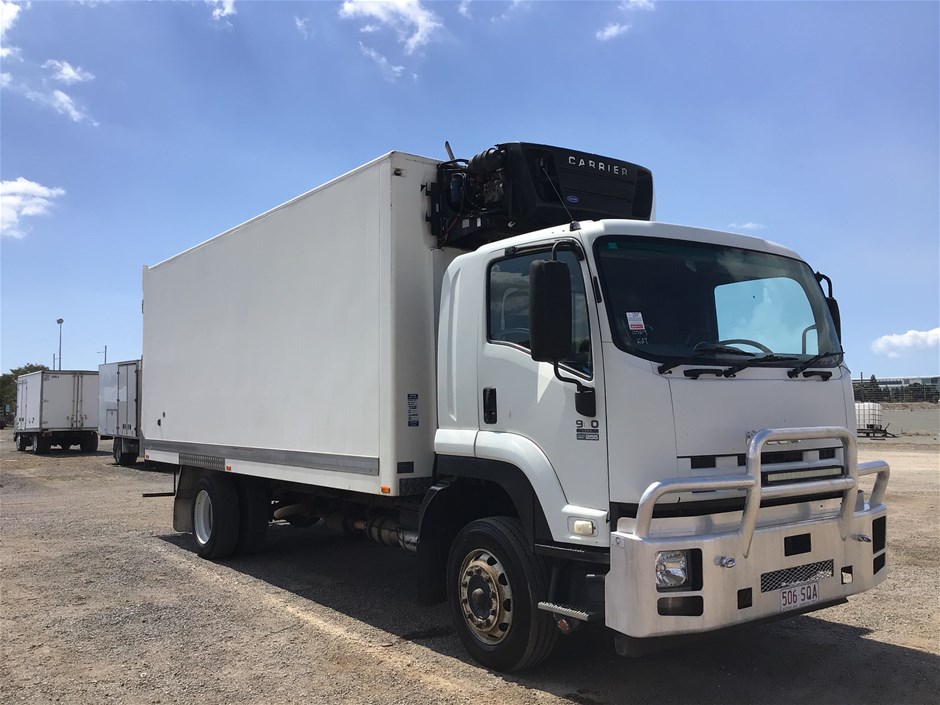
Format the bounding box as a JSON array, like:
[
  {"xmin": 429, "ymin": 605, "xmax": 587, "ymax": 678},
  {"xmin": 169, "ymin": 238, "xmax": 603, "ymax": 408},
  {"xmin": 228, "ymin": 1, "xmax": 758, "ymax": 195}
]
[{"xmin": 605, "ymin": 427, "xmax": 889, "ymax": 639}]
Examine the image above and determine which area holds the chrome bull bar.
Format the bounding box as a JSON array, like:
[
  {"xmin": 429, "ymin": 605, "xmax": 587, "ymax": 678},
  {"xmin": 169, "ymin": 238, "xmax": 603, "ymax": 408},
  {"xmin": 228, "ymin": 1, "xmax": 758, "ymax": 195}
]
[{"xmin": 633, "ymin": 427, "xmax": 890, "ymax": 558}]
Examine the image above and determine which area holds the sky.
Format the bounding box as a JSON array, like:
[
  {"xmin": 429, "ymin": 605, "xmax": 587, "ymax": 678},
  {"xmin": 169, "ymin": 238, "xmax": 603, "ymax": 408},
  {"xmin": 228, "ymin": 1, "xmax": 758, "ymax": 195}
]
[{"xmin": 1, "ymin": 0, "xmax": 938, "ymax": 381}]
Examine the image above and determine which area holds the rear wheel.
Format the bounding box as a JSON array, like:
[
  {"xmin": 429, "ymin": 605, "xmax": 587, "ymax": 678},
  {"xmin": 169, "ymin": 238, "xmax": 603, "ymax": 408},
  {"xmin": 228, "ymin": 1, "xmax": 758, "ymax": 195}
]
[
  {"xmin": 33, "ymin": 435, "xmax": 51, "ymax": 454},
  {"xmin": 15, "ymin": 434, "xmax": 28, "ymax": 452},
  {"xmin": 113, "ymin": 438, "xmax": 138, "ymax": 466},
  {"xmin": 192, "ymin": 473, "xmax": 240, "ymax": 559},
  {"xmin": 80, "ymin": 434, "xmax": 98, "ymax": 452},
  {"xmin": 447, "ymin": 517, "xmax": 558, "ymax": 672}
]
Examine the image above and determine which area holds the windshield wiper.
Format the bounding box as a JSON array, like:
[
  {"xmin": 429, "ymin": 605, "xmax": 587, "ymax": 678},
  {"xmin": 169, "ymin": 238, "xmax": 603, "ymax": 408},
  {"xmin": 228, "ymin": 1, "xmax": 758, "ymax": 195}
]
[
  {"xmin": 657, "ymin": 344, "xmax": 755, "ymax": 375},
  {"xmin": 736, "ymin": 354, "xmax": 800, "ymax": 367},
  {"xmin": 788, "ymin": 351, "xmax": 844, "ymax": 379}
]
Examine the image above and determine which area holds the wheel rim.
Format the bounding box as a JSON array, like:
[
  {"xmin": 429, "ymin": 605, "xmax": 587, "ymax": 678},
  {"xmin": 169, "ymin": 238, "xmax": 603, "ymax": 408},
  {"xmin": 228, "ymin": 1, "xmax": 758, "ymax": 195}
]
[
  {"xmin": 193, "ymin": 489, "xmax": 213, "ymax": 546},
  {"xmin": 458, "ymin": 548, "xmax": 513, "ymax": 645}
]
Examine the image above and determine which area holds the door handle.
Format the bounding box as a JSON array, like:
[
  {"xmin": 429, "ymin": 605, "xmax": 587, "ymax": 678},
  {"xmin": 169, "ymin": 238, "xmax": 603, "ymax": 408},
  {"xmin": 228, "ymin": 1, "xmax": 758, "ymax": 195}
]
[{"xmin": 482, "ymin": 387, "xmax": 497, "ymax": 424}]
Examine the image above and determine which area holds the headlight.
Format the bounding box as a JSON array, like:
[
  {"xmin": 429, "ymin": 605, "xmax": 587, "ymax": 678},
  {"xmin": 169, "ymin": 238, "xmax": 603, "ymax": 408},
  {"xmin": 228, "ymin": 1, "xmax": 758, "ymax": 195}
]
[{"xmin": 655, "ymin": 550, "xmax": 689, "ymax": 588}]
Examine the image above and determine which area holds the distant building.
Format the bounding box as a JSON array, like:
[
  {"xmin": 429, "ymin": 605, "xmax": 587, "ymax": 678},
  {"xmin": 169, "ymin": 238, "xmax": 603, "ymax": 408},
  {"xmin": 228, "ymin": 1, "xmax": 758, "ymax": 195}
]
[{"xmin": 878, "ymin": 375, "xmax": 939, "ymax": 391}]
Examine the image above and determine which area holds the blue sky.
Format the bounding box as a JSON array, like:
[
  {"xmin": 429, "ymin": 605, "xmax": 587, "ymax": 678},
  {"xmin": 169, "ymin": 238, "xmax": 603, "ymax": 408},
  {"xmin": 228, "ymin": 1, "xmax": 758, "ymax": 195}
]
[{"xmin": 1, "ymin": 0, "xmax": 937, "ymax": 381}]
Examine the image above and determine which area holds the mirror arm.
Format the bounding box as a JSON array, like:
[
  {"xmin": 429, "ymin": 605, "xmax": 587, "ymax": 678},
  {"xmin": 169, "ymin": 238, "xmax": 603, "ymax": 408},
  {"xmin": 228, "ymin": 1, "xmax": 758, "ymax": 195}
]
[{"xmin": 553, "ymin": 362, "xmax": 596, "ymax": 417}]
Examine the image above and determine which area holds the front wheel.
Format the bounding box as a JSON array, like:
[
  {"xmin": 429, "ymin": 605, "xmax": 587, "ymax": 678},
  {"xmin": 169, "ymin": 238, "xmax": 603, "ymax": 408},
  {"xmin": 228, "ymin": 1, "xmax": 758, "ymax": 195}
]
[
  {"xmin": 447, "ymin": 517, "xmax": 558, "ymax": 672},
  {"xmin": 192, "ymin": 473, "xmax": 241, "ymax": 559}
]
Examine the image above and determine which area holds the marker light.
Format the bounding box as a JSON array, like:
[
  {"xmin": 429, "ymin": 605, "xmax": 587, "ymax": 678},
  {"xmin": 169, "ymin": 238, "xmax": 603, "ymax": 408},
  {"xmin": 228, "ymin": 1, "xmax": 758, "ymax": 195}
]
[{"xmin": 573, "ymin": 520, "xmax": 596, "ymax": 536}]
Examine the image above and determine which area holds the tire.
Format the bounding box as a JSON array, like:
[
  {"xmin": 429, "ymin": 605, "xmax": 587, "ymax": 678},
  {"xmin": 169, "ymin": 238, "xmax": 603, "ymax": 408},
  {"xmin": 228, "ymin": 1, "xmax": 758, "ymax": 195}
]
[
  {"xmin": 192, "ymin": 473, "xmax": 241, "ymax": 559},
  {"xmin": 447, "ymin": 517, "xmax": 558, "ymax": 672},
  {"xmin": 80, "ymin": 434, "xmax": 98, "ymax": 453},
  {"xmin": 15, "ymin": 434, "xmax": 28, "ymax": 452},
  {"xmin": 113, "ymin": 439, "xmax": 138, "ymax": 466},
  {"xmin": 33, "ymin": 435, "xmax": 51, "ymax": 455},
  {"xmin": 235, "ymin": 476, "xmax": 269, "ymax": 555}
]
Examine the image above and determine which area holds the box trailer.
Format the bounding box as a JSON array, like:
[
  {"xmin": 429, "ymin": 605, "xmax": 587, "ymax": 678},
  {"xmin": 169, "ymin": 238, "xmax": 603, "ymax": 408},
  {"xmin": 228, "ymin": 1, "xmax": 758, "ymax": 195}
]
[
  {"xmin": 14, "ymin": 370, "xmax": 99, "ymax": 454},
  {"xmin": 143, "ymin": 143, "xmax": 889, "ymax": 671},
  {"xmin": 98, "ymin": 359, "xmax": 142, "ymax": 465}
]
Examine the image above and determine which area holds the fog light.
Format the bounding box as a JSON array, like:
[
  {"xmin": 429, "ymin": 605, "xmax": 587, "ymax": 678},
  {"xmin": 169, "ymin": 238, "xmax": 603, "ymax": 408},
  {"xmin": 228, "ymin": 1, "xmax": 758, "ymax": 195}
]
[{"xmin": 655, "ymin": 550, "xmax": 689, "ymax": 588}]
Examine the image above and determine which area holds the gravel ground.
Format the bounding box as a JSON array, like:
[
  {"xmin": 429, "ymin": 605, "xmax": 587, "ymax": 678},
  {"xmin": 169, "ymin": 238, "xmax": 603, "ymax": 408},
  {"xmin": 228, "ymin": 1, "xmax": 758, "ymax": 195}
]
[{"xmin": 1, "ymin": 429, "xmax": 937, "ymax": 705}]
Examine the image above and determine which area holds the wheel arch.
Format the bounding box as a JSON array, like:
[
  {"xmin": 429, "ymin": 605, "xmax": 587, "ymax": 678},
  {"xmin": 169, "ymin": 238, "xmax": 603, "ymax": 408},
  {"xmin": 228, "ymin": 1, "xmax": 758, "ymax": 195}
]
[{"xmin": 416, "ymin": 456, "xmax": 555, "ymax": 605}]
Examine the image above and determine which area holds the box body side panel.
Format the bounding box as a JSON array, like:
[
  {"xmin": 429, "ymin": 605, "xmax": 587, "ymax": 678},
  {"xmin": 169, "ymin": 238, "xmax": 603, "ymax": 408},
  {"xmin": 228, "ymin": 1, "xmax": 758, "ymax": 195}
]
[{"xmin": 142, "ymin": 155, "xmax": 441, "ymax": 493}]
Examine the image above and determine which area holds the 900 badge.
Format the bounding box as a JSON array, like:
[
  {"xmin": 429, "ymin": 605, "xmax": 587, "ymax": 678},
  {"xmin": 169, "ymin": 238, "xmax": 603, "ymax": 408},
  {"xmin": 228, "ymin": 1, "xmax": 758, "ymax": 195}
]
[{"xmin": 576, "ymin": 419, "xmax": 601, "ymax": 441}]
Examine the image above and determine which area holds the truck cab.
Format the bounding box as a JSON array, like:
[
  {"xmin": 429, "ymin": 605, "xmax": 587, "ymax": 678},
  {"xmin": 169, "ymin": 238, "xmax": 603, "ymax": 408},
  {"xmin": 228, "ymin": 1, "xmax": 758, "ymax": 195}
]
[{"xmin": 429, "ymin": 216, "xmax": 888, "ymax": 666}]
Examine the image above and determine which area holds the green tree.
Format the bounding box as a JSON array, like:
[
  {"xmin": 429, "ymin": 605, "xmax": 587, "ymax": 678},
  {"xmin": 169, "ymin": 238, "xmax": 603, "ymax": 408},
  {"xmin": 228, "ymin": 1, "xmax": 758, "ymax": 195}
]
[{"xmin": 0, "ymin": 364, "xmax": 49, "ymax": 413}]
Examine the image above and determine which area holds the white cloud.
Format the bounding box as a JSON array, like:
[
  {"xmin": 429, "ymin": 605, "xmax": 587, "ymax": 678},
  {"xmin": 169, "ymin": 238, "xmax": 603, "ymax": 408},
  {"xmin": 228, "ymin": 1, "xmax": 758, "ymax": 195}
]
[
  {"xmin": 620, "ymin": 0, "xmax": 656, "ymax": 10},
  {"xmin": 458, "ymin": 0, "xmax": 472, "ymax": 18},
  {"xmin": 206, "ymin": 0, "xmax": 235, "ymax": 22},
  {"xmin": 871, "ymin": 328, "xmax": 940, "ymax": 359},
  {"xmin": 359, "ymin": 42, "xmax": 405, "ymax": 81},
  {"xmin": 2, "ymin": 73, "xmax": 97, "ymax": 125},
  {"xmin": 19, "ymin": 85, "xmax": 98, "ymax": 125},
  {"xmin": 340, "ymin": 0, "xmax": 442, "ymax": 54},
  {"xmin": 596, "ymin": 23, "xmax": 630, "ymax": 41},
  {"xmin": 295, "ymin": 16, "xmax": 310, "ymax": 39},
  {"xmin": 0, "ymin": 0, "xmax": 24, "ymax": 59},
  {"xmin": 0, "ymin": 177, "xmax": 66, "ymax": 239},
  {"xmin": 491, "ymin": 0, "xmax": 528, "ymax": 23},
  {"xmin": 360, "ymin": 24, "xmax": 379, "ymax": 33},
  {"xmin": 43, "ymin": 59, "xmax": 95, "ymax": 84},
  {"xmin": 728, "ymin": 222, "xmax": 766, "ymax": 231}
]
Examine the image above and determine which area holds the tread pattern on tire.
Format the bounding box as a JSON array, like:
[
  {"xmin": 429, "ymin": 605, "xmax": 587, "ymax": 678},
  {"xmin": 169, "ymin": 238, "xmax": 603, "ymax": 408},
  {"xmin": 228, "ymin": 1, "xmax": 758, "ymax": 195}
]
[{"xmin": 449, "ymin": 516, "xmax": 558, "ymax": 672}]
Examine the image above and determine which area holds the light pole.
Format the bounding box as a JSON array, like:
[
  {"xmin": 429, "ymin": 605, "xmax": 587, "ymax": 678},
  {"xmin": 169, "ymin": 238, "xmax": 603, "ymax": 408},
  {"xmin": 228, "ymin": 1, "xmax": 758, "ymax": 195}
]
[
  {"xmin": 98, "ymin": 345, "xmax": 107, "ymax": 364},
  {"xmin": 56, "ymin": 318, "xmax": 64, "ymax": 370}
]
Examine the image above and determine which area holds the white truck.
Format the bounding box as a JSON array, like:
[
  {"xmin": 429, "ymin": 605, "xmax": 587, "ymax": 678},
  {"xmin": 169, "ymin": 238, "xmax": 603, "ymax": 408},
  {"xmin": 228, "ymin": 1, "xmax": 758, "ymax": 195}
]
[
  {"xmin": 142, "ymin": 143, "xmax": 889, "ymax": 671},
  {"xmin": 14, "ymin": 370, "xmax": 99, "ymax": 453},
  {"xmin": 98, "ymin": 359, "xmax": 142, "ymax": 465}
]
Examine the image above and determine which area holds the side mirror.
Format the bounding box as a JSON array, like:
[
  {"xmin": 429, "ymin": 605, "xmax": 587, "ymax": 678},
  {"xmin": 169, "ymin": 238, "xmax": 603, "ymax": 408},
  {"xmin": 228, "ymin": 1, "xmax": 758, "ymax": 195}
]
[
  {"xmin": 529, "ymin": 259, "xmax": 572, "ymax": 362},
  {"xmin": 815, "ymin": 271, "xmax": 841, "ymax": 342},
  {"xmin": 826, "ymin": 296, "xmax": 842, "ymax": 342},
  {"xmin": 529, "ymin": 258, "xmax": 596, "ymax": 417}
]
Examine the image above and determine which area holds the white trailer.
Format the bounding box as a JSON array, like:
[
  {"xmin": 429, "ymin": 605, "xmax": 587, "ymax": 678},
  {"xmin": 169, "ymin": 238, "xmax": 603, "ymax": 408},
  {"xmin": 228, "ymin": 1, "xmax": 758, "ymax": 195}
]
[
  {"xmin": 143, "ymin": 143, "xmax": 889, "ymax": 671},
  {"xmin": 14, "ymin": 370, "xmax": 99, "ymax": 454},
  {"xmin": 98, "ymin": 359, "xmax": 142, "ymax": 465}
]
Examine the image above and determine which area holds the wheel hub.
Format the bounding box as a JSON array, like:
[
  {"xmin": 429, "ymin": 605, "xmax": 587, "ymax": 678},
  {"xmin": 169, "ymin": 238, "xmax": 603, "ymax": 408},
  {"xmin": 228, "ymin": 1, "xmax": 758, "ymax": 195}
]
[
  {"xmin": 193, "ymin": 489, "xmax": 214, "ymax": 546},
  {"xmin": 458, "ymin": 549, "xmax": 513, "ymax": 644}
]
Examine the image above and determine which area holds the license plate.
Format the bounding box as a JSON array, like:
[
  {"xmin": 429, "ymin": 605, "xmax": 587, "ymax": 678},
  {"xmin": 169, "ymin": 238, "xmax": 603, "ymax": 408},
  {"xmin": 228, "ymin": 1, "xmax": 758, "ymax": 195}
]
[{"xmin": 779, "ymin": 582, "xmax": 820, "ymax": 611}]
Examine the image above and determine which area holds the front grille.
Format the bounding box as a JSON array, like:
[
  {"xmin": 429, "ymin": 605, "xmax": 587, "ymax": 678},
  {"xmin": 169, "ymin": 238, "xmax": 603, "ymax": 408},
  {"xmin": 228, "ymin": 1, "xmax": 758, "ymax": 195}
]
[{"xmin": 760, "ymin": 560, "xmax": 834, "ymax": 592}]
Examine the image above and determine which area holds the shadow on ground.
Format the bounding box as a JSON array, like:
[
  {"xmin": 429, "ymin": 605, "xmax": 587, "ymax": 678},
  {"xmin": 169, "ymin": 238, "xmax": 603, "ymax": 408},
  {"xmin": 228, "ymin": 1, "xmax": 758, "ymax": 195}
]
[{"xmin": 160, "ymin": 523, "xmax": 938, "ymax": 705}]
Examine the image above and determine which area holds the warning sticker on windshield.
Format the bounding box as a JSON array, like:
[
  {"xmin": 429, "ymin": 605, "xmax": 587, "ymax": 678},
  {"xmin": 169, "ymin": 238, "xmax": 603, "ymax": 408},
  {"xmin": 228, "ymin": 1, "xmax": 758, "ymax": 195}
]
[{"xmin": 626, "ymin": 311, "xmax": 646, "ymax": 331}]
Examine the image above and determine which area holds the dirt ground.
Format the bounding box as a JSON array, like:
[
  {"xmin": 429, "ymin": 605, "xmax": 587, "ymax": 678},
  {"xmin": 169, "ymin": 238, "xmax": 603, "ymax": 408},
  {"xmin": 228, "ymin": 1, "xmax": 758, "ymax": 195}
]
[{"xmin": 1, "ymin": 430, "xmax": 937, "ymax": 705}]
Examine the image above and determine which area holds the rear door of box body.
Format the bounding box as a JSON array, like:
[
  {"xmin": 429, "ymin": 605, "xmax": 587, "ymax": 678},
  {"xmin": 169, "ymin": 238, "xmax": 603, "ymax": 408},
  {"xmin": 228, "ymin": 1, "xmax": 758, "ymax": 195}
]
[
  {"xmin": 99, "ymin": 363, "xmax": 119, "ymax": 435},
  {"xmin": 42, "ymin": 373, "xmax": 75, "ymax": 429},
  {"xmin": 118, "ymin": 362, "xmax": 138, "ymax": 437}
]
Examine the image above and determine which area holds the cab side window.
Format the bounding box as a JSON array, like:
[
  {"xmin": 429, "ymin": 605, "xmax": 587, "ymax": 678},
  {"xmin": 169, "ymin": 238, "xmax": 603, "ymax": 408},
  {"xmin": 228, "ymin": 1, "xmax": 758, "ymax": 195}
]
[{"xmin": 487, "ymin": 251, "xmax": 593, "ymax": 377}]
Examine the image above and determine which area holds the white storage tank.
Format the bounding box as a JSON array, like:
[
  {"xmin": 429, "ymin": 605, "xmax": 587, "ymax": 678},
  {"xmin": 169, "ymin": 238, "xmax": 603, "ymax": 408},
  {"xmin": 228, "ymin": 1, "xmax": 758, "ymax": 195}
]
[{"xmin": 855, "ymin": 402, "xmax": 883, "ymax": 431}]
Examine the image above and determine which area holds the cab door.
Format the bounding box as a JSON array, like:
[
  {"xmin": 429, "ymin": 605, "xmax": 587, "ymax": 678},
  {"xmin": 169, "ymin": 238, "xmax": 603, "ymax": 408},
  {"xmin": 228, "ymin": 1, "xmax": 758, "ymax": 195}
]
[{"xmin": 477, "ymin": 247, "xmax": 609, "ymax": 518}]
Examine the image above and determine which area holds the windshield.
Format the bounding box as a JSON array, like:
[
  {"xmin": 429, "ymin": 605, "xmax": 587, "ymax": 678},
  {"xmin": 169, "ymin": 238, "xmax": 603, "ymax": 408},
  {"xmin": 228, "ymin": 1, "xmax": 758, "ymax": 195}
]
[{"xmin": 593, "ymin": 236, "xmax": 842, "ymax": 365}]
